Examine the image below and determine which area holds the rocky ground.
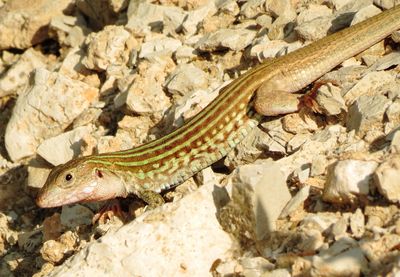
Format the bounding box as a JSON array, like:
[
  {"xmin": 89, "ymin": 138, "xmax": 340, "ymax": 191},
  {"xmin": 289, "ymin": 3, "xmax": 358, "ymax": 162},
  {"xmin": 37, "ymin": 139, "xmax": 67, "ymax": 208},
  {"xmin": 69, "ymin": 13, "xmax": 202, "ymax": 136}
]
[{"xmin": 1, "ymin": 0, "xmax": 400, "ymax": 276}]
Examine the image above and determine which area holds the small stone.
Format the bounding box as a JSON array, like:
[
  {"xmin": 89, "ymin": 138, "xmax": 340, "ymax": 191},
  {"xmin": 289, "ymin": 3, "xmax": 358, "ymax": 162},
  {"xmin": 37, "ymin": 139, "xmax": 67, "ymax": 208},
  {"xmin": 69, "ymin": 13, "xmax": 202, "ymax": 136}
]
[
  {"xmin": 60, "ymin": 205, "xmax": 94, "ymax": 228},
  {"xmin": 182, "ymin": 1, "xmax": 217, "ymax": 36},
  {"xmin": 195, "ymin": 28, "xmax": 257, "ymax": 51},
  {"xmin": 344, "ymin": 71, "xmax": 396, "ymax": 104},
  {"xmin": 40, "ymin": 231, "xmax": 78, "ymax": 263},
  {"xmin": 240, "ymin": 0, "xmax": 265, "ymax": 19},
  {"xmin": 42, "ymin": 213, "xmax": 63, "ymax": 241},
  {"xmin": 83, "ymin": 26, "xmax": 135, "ymax": 71},
  {"xmin": 374, "ymin": 155, "xmax": 400, "ymax": 203},
  {"xmin": 0, "ymin": 49, "xmax": 47, "ymax": 97},
  {"xmin": 323, "ymin": 159, "xmax": 378, "ymax": 204},
  {"xmin": 346, "ymin": 94, "xmax": 391, "ymax": 138},
  {"xmin": 315, "ymin": 84, "xmax": 346, "ymax": 115},
  {"xmin": 165, "ymin": 63, "xmax": 208, "ymax": 97},
  {"xmin": 37, "ymin": 126, "xmax": 94, "ymax": 166},
  {"xmin": 331, "ymin": 216, "xmax": 349, "ymax": 240},
  {"xmin": 27, "ymin": 161, "xmax": 51, "ymax": 190},
  {"xmin": 297, "ymin": 4, "xmax": 333, "ymax": 25},
  {"xmin": 350, "ymin": 208, "xmax": 365, "ymax": 239},
  {"xmin": 174, "ymin": 45, "xmax": 198, "ymax": 63},
  {"xmin": 280, "ymin": 185, "xmax": 310, "ymax": 218},
  {"xmin": 351, "ymin": 5, "xmax": 381, "ymax": 25},
  {"xmin": 239, "ymin": 256, "xmax": 274, "ymax": 276},
  {"xmin": 139, "ymin": 36, "xmax": 182, "ymax": 59},
  {"xmin": 312, "ymin": 247, "xmax": 368, "ymax": 276}
]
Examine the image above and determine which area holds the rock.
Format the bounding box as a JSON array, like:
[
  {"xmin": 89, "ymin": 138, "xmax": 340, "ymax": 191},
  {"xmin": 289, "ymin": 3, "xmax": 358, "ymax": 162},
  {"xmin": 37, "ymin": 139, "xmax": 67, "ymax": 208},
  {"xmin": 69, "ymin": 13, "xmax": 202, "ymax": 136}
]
[
  {"xmin": 58, "ymin": 47, "xmax": 96, "ymax": 81},
  {"xmin": 386, "ymin": 100, "xmax": 400, "ymax": 129},
  {"xmin": 121, "ymin": 59, "xmax": 172, "ymax": 115},
  {"xmin": 165, "ymin": 63, "xmax": 208, "ymax": 97},
  {"xmin": 195, "ymin": 28, "xmax": 257, "ymax": 51},
  {"xmin": 351, "ymin": 5, "xmax": 382, "ymax": 25},
  {"xmin": 263, "ymin": 268, "xmax": 291, "ymax": 277},
  {"xmin": 312, "ymin": 246, "xmax": 368, "ymax": 276},
  {"xmin": 60, "ymin": 205, "xmax": 94, "ymax": 228},
  {"xmin": 40, "ymin": 231, "xmax": 79, "ymax": 264},
  {"xmin": 49, "ymin": 14, "xmax": 90, "ymax": 48},
  {"xmin": 323, "ymin": 159, "xmax": 378, "ymax": 204},
  {"xmin": 181, "ymin": 1, "xmax": 217, "ymax": 35},
  {"xmin": 295, "ymin": 16, "xmax": 335, "ymax": 41},
  {"xmin": 344, "ymin": 71, "xmax": 396, "ymax": 104},
  {"xmin": 265, "ymin": 0, "xmax": 295, "ymax": 18},
  {"xmin": 249, "ymin": 38, "xmax": 303, "ymax": 60},
  {"xmin": 27, "ymin": 160, "xmax": 51, "ymax": 190},
  {"xmin": 350, "ymin": 208, "xmax": 365, "ymax": 239},
  {"xmin": 369, "ymin": 51, "xmax": 400, "ymax": 71},
  {"xmin": 374, "ymin": 155, "xmax": 400, "ymax": 203},
  {"xmin": 37, "ymin": 126, "xmax": 94, "ymax": 166},
  {"xmin": 346, "ymin": 94, "xmax": 391, "ymax": 138},
  {"xmin": 239, "ymin": 256, "xmax": 275, "ymax": 276},
  {"xmin": 297, "ymin": 4, "xmax": 333, "ymax": 25},
  {"xmin": 315, "ymin": 83, "xmax": 346, "ymax": 116},
  {"xmin": 364, "ymin": 205, "xmax": 397, "ymax": 230},
  {"xmin": 0, "ymin": 49, "xmax": 47, "ymax": 97},
  {"xmin": 75, "ymin": 0, "xmax": 126, "ymax": 29},
  {"xmin": 83, "ymin": 26, "xmax": 136, "ymax": 71},
  {"xmin": 240, "ymin": 0, "xmax": 265, "ymax": 19},
  {"xmin": 126, "ymin": 2, "xmax": 184, "ymax": 35},
  {"xmin": 42, "ymin": 181, "xmax": 236, "ymax": 276},
  {"xmin": 139, "ymin": 36, "xmax": 182, "ymax": 59},
  {"xmin": 0, "ymin": 0, "xmax": 74, "ymax": 50},
  {"xmin": 280, "ymin": 185, "xmax": 310, "ymax": 218},
  {"xmin": 175, "ymin": 45, "xmax": 198, "ymax": 63},
  {"xmin": 219, "ymin": 160, "xmax": 291, "ymax": 241},
  {"xmin": 5, "ymin": 69, "xmax": 99, "ymax": 161},
  {"xmin": 42, "ymin": 213, "xmax": 63, "ymax": 241},
  {"xmin": 301, "ymin": 213, "xmax": 341, "ymax": 233},
  {"xmin": 116, "ymin": 115, "xmax": 154, "ymax": 147}
]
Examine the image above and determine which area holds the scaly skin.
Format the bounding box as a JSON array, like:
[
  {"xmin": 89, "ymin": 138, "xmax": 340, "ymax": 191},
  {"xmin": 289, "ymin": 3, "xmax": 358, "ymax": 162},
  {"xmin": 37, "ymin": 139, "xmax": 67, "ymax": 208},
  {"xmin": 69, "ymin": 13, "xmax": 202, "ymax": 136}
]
[{"xmin": 37, "ymin": 5, "xmax": 400, "ymax": 208}]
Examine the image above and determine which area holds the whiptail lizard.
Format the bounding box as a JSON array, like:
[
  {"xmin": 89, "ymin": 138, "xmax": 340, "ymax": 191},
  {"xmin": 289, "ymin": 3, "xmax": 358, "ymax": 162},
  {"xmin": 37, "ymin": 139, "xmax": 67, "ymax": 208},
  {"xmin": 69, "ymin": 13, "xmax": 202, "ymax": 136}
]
[{"xmin": 37, "ymin": 5, "xmax": 400, "ymax": 208}]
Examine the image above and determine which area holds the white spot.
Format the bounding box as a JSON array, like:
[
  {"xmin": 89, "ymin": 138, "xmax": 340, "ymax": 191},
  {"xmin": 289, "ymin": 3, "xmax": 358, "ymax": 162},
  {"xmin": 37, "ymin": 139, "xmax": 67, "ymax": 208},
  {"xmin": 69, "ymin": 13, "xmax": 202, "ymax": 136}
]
[{"xmin": 82, "ymin": 186, "xmax": 95, "ymax": 194}]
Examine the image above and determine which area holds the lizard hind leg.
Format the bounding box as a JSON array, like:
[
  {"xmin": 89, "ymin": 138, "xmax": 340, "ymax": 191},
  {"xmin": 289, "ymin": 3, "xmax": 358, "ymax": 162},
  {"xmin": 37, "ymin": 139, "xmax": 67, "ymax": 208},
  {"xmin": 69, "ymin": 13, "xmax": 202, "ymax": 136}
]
[{"xmin": 254, "ymin": 85, "xmax": 302, "ymax": 116}]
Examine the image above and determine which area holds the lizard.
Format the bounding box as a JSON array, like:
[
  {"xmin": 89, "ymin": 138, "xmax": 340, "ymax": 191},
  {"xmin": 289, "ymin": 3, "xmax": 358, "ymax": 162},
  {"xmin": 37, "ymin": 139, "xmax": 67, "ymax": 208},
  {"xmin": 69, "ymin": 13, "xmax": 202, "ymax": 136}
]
[{"xmin": 36, "ymin": 4, "xmax": 400, "ymax": 209}]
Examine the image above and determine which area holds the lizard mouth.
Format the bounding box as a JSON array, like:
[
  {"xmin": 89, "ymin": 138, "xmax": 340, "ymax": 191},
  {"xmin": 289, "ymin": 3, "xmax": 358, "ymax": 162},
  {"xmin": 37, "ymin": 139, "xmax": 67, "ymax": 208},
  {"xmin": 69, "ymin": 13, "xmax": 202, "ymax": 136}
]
[{"xmin": 36, "ymin": 171, "xmax": 129, "ymax": 208}]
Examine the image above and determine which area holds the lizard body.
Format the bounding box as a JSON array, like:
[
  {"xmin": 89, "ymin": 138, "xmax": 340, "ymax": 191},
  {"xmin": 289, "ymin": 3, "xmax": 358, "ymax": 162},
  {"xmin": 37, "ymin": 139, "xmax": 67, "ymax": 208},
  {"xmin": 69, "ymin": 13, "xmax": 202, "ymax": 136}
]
[{"xmin": 37, "ymin": 5, "xmax": 400, "ymax": 208}]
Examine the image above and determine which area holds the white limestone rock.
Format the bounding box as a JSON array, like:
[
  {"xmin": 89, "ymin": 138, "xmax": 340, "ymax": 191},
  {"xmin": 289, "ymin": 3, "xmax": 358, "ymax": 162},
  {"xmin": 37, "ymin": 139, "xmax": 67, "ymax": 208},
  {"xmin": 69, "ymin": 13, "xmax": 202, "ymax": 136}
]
[
  {"xmin": 323, "ymin": 159, "xmax": 378, "ymax": 204},
  {"xmin": 45, "ymin": 182, "xmax": 237, "ymax": 277},
  {"xmin": 374, "ymin": 155, "xmax": 400, "ymax": 203},
  {"xmin": 5, "ymin": 69, "xmax": 99, "ymax": 161}
]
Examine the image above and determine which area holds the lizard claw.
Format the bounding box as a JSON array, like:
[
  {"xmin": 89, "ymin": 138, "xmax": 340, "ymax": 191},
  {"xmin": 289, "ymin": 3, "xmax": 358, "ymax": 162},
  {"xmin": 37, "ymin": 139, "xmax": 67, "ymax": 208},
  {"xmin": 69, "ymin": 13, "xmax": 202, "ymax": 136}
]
[
  {"xmin": 301, "ymin": 79, "xmax": 339, "ymax": 114},
  {"xmin": 92, "ymin": 199, "xmax": 128, "ymax": 224}
]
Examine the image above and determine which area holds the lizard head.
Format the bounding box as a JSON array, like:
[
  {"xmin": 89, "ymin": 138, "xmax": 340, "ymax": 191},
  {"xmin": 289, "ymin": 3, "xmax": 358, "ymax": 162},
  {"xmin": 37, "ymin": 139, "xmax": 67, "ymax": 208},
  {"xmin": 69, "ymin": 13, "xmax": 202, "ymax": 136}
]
[{"xmin": 36, "ymin": 157, "xmax": 128, "ymax": 208}]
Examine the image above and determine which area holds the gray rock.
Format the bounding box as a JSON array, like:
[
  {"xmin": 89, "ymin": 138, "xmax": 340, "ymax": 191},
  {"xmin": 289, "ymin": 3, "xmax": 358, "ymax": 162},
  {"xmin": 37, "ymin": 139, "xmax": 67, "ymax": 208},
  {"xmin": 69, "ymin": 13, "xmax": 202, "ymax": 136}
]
[{"xmin": 219, "ymin": 160, "xmax": 291, "ymax": 241}]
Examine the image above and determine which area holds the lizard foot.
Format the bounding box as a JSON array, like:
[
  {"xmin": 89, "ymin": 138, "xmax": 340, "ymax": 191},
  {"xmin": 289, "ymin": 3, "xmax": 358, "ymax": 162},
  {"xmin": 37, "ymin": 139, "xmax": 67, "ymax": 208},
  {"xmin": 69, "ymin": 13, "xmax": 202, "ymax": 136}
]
[
  {"xmin": 301, "ymin": 79, "xmax": 339, "ymax": 114},
  {"xmin": 92, "ymin": 199, "xmax": 128, "ymax": 224}
]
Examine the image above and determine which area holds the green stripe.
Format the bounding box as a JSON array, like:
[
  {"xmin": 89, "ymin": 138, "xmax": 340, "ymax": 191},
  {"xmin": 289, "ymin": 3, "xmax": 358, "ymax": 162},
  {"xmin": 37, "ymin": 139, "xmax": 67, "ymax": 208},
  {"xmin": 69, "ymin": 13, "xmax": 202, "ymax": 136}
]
[{"xmin": 91, "ymin": 62, "xmax": 274, "ymax": 162}]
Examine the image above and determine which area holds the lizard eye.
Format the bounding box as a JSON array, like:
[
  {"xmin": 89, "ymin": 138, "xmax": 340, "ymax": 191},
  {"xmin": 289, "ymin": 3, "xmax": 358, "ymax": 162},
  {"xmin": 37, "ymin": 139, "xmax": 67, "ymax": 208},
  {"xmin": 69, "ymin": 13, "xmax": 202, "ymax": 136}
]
[{"xmin": 65, "ymin": 173, "xmax": 73, "ymax": 181}]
